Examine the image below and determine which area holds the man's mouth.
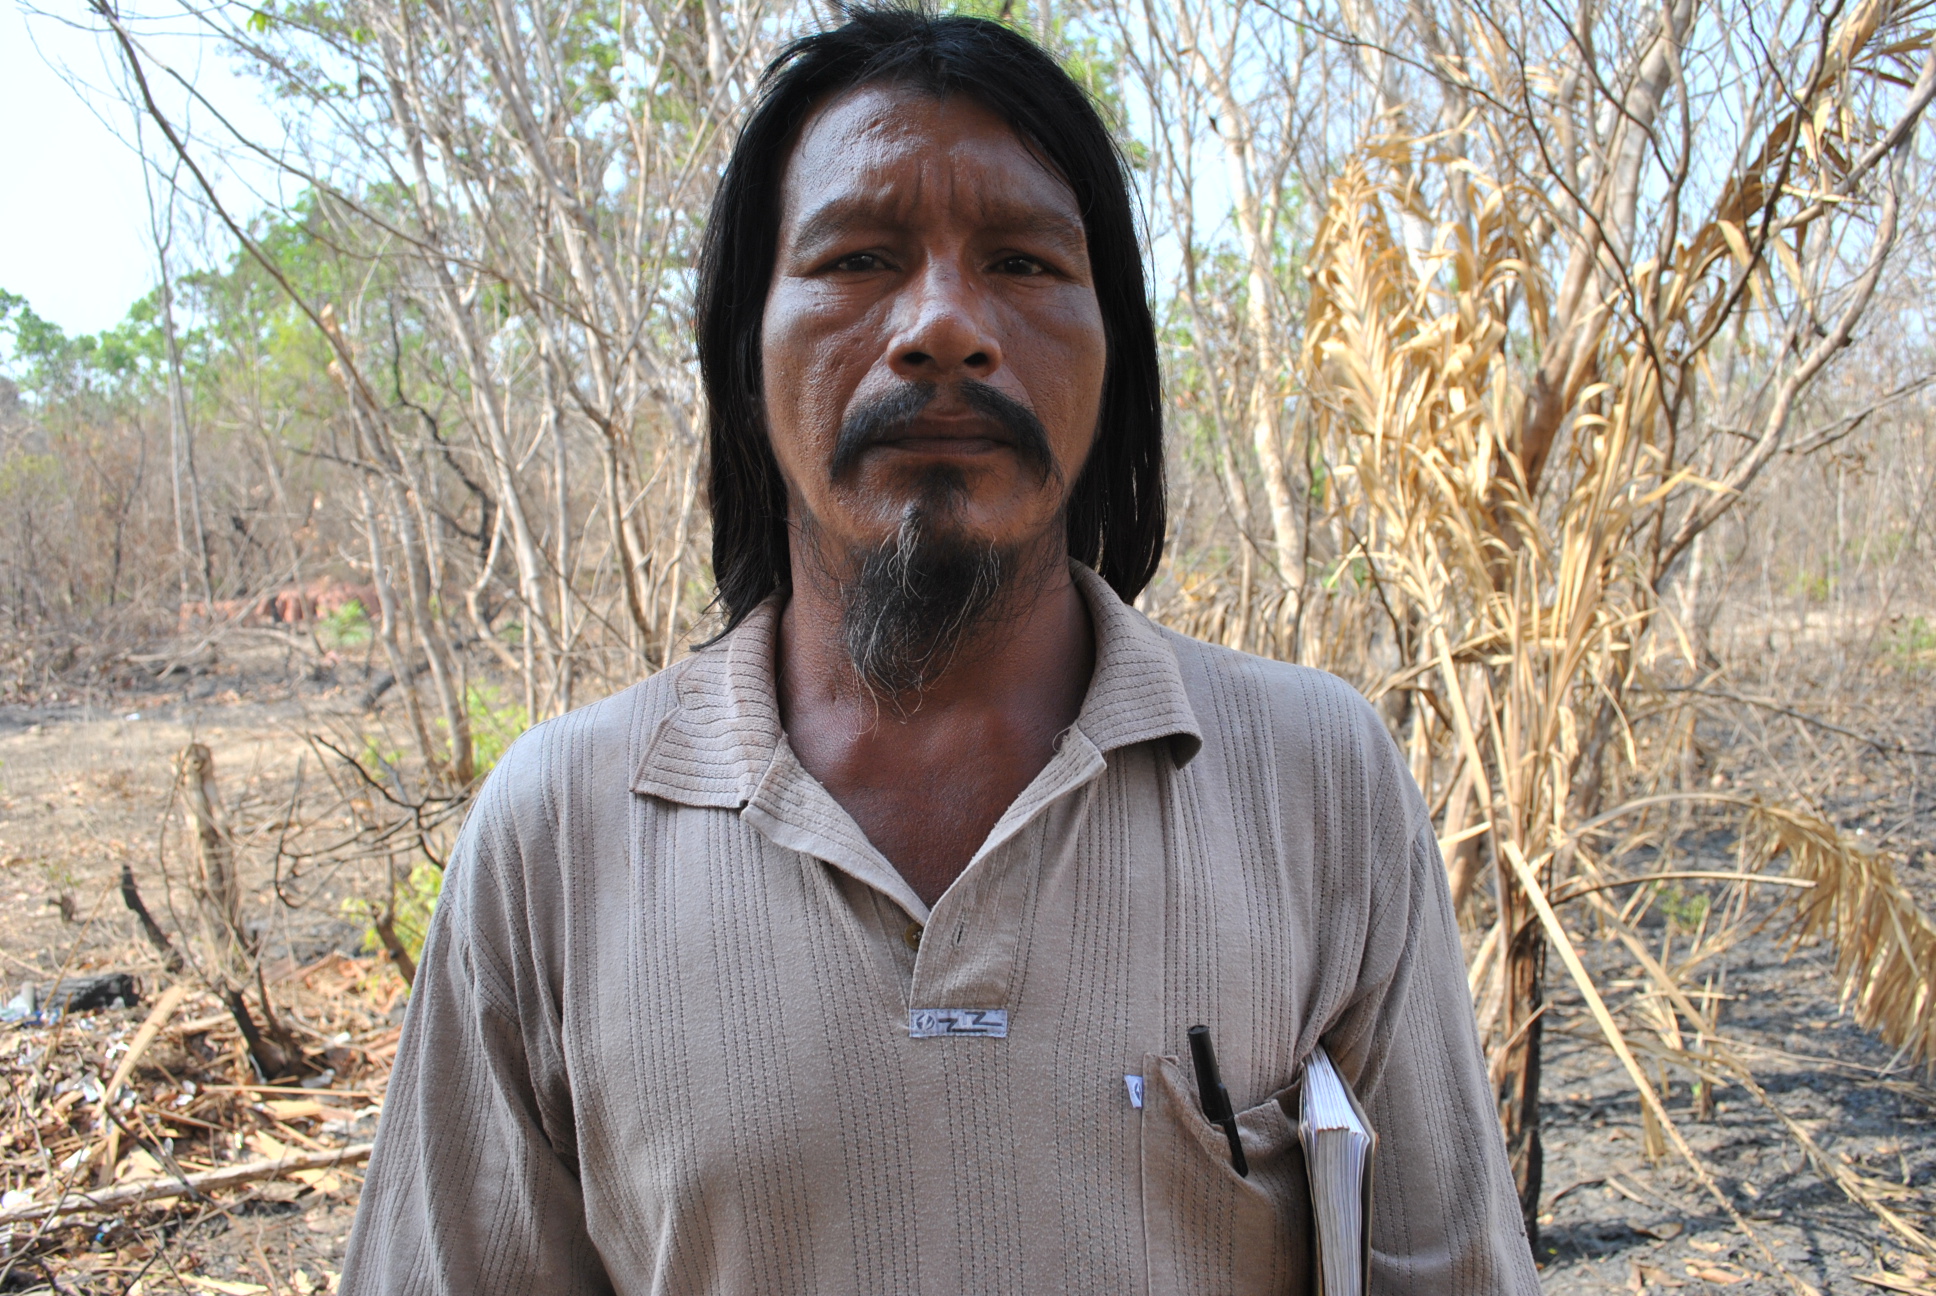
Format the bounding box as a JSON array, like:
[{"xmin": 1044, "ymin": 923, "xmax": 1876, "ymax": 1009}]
[
  {"xmin": 830, "ymin": 381, "xmax": 1054, "ymax": 482},
  {"xmin": 873, "ymin": 413, "xmax": 1015, "ymax": 455}
]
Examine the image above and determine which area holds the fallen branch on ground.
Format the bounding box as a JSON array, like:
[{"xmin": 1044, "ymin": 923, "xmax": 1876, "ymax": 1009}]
[
  {"xmin": 1662, "ymin": 685, "xmax": 1936, "ymax": 758},
  {"xmin": 0, "ymin": 1143, "xmax": 373, "ymax": 1226}
]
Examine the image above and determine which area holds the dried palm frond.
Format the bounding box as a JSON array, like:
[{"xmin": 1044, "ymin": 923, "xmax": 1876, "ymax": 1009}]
[
  {"xmin": 1503, "ymin": 841, "xmax": 1825, "ymax": 1293},
  {"xmin": 1747, "ymin": 804, "xmax": 1936, "ymax": 1075}
]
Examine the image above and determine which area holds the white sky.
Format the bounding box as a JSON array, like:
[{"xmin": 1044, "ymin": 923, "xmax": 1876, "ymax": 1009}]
[{"xmin": 2, "ymin": 3, "xmax": 277, "ymax": 338}]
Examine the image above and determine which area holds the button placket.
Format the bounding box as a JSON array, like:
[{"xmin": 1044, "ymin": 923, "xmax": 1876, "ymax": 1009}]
[{"xmin": 906, "ymin": 822, "xmax": 1046, "ymax": 1019}]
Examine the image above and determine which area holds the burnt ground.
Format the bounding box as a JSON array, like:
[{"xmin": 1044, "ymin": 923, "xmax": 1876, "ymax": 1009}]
[
  {"xmin": 1537, "ymin": 918, "xmax": 1935, "ymax": 1294},
  {"xmin": 1535, "ymin": 639, "xmax": 1936, "ymax": 1294},
  {"xmin": 0, "ymin": 633, "xmax": 1932, "ymax": 1293}
]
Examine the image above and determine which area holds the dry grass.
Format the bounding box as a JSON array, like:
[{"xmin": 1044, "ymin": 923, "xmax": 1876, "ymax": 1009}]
[{"xmin": 3, "ymin": 0, "xmax": 1934, "ymax": 1285}]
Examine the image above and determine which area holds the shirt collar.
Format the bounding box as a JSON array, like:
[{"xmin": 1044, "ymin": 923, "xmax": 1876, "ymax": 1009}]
[{"xmin": 631, "ymin": 561, "xmax": 1204, "ymax": 813}]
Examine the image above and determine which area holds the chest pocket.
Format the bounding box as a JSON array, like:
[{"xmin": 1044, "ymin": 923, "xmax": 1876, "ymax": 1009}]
[{"xmin": 1139, "ymin": 1054, "xmax": 1313, "ymax": 1296}]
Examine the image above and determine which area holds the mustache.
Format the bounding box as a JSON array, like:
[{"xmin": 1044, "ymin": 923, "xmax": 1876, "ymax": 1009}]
[{"xmin": 829, "ymin": 381, "xmax": 1056, "ymax": 482}]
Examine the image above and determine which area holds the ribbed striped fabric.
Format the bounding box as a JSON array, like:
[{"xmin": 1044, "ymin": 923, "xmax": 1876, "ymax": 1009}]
[{"xmin": 341, "ymin": 565, "xmax": 1539, "ymax": 1296}]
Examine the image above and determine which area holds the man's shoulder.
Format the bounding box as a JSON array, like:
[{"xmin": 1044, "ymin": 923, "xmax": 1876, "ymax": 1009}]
[
  {"xmin": 1155, "ymin": 624, "xmax": 1392, "ymax": 750},
  {"xmin": 472, "ymin": 656, "xmax": 694, "ymax": 817},
  {"xmin": 1153, "ymin": 625, "xmax": 1427, "ymax": 849}
]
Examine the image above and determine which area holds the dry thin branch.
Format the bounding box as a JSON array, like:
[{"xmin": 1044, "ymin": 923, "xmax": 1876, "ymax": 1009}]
[
  {"xmin": 0, "ymin": 1144, "xmax": 375, "ymax": 1227},
  {"xmin": 1663, "ymin": 685, "xmax": 1936, "ymax": 758},
  {"xmin": 1503, "ymin": 841, "xmax": 1822, "ymax": 1295},
  {"xmin": 1594, "ymin": 901, "xmax": 1936, "ymax": 1258}
]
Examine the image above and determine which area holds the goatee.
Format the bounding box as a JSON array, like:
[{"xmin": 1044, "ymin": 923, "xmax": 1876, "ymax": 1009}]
[{"xmin": 840, "ymin": 491, "xmax": 1012, "ymax": 698}]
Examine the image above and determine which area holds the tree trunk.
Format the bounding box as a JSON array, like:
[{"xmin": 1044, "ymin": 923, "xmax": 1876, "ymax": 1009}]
[
  {"xmin": 1498, "ymin": 908, "xmax": 1546, "ymax": 1248},
  {"xmin": 179, "ymin": 742, "xmax": 239, "ymax": 949},
  {"xmin": 159, "ymin": 252, "xmax": 214, "ymax": 614}
]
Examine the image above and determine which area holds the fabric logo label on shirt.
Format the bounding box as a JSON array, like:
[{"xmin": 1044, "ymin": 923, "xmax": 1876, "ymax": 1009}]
[{"xmin": 908, "ymin": 1008, "xmax": 1008, "ymax": 1039}]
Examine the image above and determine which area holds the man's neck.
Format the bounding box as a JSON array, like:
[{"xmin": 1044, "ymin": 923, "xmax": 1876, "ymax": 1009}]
[{"xmin": 776, "ymin": 548, "xmax": 1096, "ymax": 908}]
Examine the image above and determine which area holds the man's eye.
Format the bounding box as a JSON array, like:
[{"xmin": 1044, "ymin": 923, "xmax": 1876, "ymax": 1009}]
[
  {"xmin": 994, "ymin": 255, "xmax": 1047, "ymax": 276},
  {"xmin": 830, "ymin": 252, "xmax": 885, "ymax": 272}
]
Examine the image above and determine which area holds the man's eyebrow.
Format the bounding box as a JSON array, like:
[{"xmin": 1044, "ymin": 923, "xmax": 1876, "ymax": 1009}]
[
  {"xmin": 998, "ymin": 209, "xmax": 1089, "ymax": 249},
  {"xmin": 781, "ymin": 197, "xmax": 1089, "ymax": 257},
  {"xmin": 784, "ymin": 200, "xmax": 882, "ymax": 257}
]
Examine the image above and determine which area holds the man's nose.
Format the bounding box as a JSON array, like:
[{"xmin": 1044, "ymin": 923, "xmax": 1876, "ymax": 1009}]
[{"xmin": 886, "ymin": 259, "xmax": 1003, "ymax": 382}]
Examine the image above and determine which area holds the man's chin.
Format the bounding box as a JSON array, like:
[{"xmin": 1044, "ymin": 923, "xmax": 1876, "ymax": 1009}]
[
  {"xmin": 854, "ymin": 456, "xmax": 1072, "ymax": 532},
  {"xmin": 835, "ymin": 502, "xmax": 1017, "ymax": 697}
]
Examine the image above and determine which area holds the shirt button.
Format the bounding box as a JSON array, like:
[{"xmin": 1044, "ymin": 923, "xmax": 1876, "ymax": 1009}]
[{"xmin": 903, "ymin": 922, "xmax": 923, "ymax": 951}]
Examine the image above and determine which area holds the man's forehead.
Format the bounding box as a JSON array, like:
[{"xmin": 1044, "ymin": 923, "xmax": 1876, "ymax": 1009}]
[{"xmin": 778, "ymin": 83, "xmax": 1082, "ymax": 235}]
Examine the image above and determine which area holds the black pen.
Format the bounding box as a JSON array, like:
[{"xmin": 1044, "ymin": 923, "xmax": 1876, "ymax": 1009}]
[{"xmin": 1187, "ymin": 1024, "xmax": 1249, "ymax": 1177}]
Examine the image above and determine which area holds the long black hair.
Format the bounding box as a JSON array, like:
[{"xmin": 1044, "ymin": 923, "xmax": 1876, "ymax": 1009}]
[{"xmin": 695, "ymin": 6, "xmax": 1166, "ymax": 633}]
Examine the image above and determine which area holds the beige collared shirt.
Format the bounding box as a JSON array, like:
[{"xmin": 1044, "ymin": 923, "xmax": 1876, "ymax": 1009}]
[{"xmin": 343, "ymin": 566, "xmax": 1538, "ymax": 1295}]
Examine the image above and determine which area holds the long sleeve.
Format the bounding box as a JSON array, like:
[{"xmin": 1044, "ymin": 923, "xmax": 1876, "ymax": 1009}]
[
  {"xmin": 341, "ymin": 756, "xmax": 612, "ymax": 1296},
  {"xmin": 1329, "ymin": 812, "xmax": 1542, "ymax": 1294}
]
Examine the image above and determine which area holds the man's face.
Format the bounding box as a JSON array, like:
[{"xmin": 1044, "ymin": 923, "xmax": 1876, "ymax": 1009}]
[{"xmin": 761, "ymin": 83, "xmax": 1107, "ymax": 571}]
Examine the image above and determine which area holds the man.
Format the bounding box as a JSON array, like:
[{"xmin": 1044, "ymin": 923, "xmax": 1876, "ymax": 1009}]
[{"xmin": 343, "ymin": 10, "xmax": 1540, "ymax": 1293}]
